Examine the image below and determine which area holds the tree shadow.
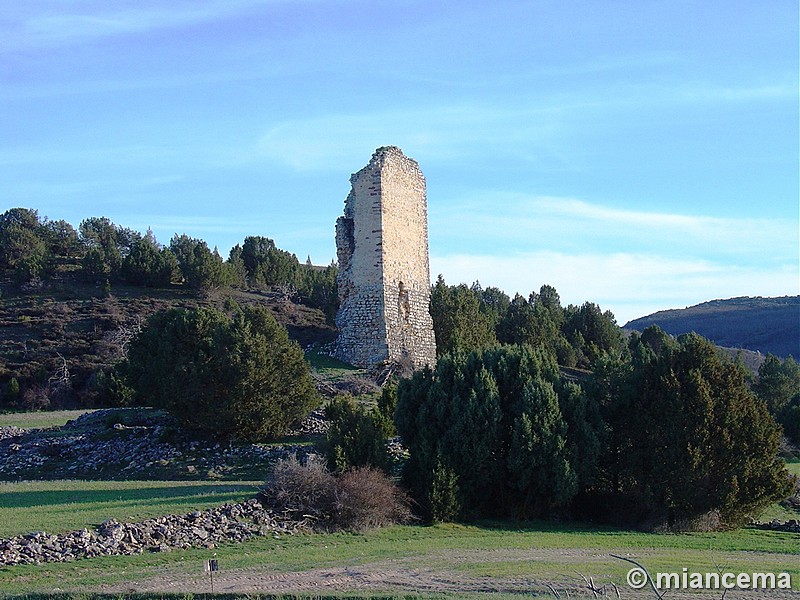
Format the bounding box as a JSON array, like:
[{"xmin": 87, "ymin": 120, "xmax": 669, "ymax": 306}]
[{"xmin": 0, "ymin": 483, "xmax": 255, "ymax": 509}]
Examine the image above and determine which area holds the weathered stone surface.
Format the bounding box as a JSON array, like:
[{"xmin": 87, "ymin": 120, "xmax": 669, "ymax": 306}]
[
  {"xmin": 0, "ymin": 409, "xmax": 319, "ymax": 480},
  {"xmin": 0, "ymin": 426, "xmax": 25, "ymax": 441},
  {"xmin": 753, "ymin": 519, "xmax": 800, "ymax": 533},
  {"xmin": 0, "ymin": 499, "xmax": 313, "ymax": 567},
  {"xmin": 334, "ymin": 146, "xmax": 436, "ymax": 370}
]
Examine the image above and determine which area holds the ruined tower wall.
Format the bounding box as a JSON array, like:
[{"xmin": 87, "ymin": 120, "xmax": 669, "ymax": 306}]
[
  {"xmin": 379, "ymin": 151, "xmax": 436, "ymax": 367},
  {"xmin": 334, "ymin": 146, "xmax": 436, "ymax": 369},
  {"xmin": 334, "ymin": 165, "xmax": 389, "ymax": 367}
]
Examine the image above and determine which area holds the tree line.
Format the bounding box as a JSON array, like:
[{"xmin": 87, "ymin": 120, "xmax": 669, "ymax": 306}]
[
  {"xmin": 0, "ymin": 208, "xmax": 338, "ymax": 319},
  {"xmin": 430, "ymin": 276, "xmax": 621, "ymax": 369},
  {"xmin": 2, "ymin": 206, "xmax": 797, "ymax": 531},
  {"xmin": 328, "ymin": 333, "xmax": 796, "ymax": 530},
  {"xmin": 428, "ymin": 275, "xmax": 800, "ymax": 446},
  {"xmin": 333, "ymin": 278, "xmax": 798, "ymax": 530}
]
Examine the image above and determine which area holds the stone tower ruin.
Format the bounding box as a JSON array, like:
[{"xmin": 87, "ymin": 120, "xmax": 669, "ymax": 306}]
[{"xmin": 334, "ymin": 146, "xmax": 437, "ymax": 369}]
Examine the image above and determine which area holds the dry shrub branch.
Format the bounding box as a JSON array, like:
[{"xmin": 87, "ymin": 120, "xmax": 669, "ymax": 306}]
[{"xmin": 262, "ymin": 455, "xmax": 413, "ymax": 531}]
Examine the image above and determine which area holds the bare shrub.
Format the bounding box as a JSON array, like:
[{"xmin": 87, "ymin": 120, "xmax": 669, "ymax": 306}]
[
  {"xmin": 261, "ymin": 456, "xmax": 413, "ymax": 531},
  {"xmin": 653, "ymin": 510, "xmax": 723, "ymax": 533},
  {"xmin": 15, "ymin": 384, "xmax": 50, "ymax": 411},
  {"xmin": 333, "ymin": 466, "xmax": 414, "ymax": 531},
  {"xmin": 262, "ymin": 454, "xmax": 336, "ymax": 519}
]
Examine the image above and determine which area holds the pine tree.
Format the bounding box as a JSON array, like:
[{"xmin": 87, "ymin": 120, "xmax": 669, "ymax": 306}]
[
  {"xmin": 596, "ymin": 327, "xmax": 793, "ymax": 528},
  {"xmin": 125, "ymin": 305, "xmax": 319, "ymax": 441},
  {"xmin": 429, "ymin": 275, "xmax": 496, "ymax": 355},
  {"xmin": 396, "ymin": 345, "xmax": 597, "ymax": 521}
]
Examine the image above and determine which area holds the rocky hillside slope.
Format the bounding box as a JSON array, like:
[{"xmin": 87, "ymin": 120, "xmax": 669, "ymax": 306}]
[
  {"xmin": 624, "ymin": 296, "xmax": 799, "ymax": 359},
  {"xmin": 0, "ymin": 275, "xmax": 335, "ymax": 410},
  {"xmin": 0, "ymin": 408, "xmax": 324, "ymax": 481}
]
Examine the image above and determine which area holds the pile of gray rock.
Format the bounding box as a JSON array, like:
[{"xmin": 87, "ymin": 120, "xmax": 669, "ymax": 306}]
[
  {"xmin": 0, "ymin": 498, "xmax": 312, "ymax": 567},
  {"xmin": 754, "ymin": 519, "xmax": 800, "ymax": 533},
  {"xmin": 285, "ymin": 408, "xmax": 329, "ymax": 436},
  {"xmin": 0, "ymin": 409, "xmax": 319, "ymax": 480},
  {"xmin": 0, "ymin": 426, "xmax": 25, "ymax": 441}
]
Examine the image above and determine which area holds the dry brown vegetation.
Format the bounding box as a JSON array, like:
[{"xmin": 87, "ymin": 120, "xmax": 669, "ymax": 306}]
[
  {"xmin": 261, "ymin": 455, "xmax": 413, "ymax": 532},
  {"xmin": 0, "ymin": 271, "xmax": 335, "ymax": 411}
]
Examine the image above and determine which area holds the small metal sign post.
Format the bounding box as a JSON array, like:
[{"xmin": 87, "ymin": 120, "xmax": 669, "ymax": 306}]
[{"xmin": 204, "ymin": 557, "xmax": 219, "ymax": 593}]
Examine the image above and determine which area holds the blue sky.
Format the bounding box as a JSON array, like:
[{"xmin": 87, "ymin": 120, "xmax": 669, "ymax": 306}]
[{"xmin": 2, "ymin": 0, "xmax": 797, "ymax": 323}]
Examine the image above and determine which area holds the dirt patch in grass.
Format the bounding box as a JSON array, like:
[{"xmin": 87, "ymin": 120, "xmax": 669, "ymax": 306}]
[{"xmin": 100, "ymin": 546, "xmax": 800, "ymax": 598}]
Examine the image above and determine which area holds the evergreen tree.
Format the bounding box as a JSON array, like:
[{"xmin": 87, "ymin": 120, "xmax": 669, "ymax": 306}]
[
  {"xmin": 324, "ymin": 396, "xmax": 391, "ymax": 473},
  {"xmin": 169, "ymin": 234, "xmax": 228, "ymax": 289},
  {"xmin": 0, "ymin": 208, "xmax": 50, "ymax": 281},
  {"xmin": 476, "ymin": 284, "xmax": 511, "ymax": 330},
  {"xmin": 79, "ymin": 216, "xmax": 136, "ymax": 276},
  {"xmin": 753, "ymin": 354, "xmax": 800, "ymax": 445},
  {"xmin": 122, "ymin": 235, "xmax": 177, "ymax": 287},
  {"xmin": 496, "ymin": 288, "xmax": 574, "ymax": 366},
  {"xmin": 508, "ymin": 378, "xmax": 576, "ymax": 518},
  {"xmin": 563, "ymin": 302, "xmax": 622, "ymax": 367},
  {"xmin": 396, "ymin": 345, "xmax": 597, "ymax": 521},
  {"xmin": 239, "ymin": 235, "xmax": 300, "ymax": 288},
  {"xmin": 226, "ymin": 244, "xmax": 248, "ymax": 287},
  {"xmin": 297, "ymin": 262, "xmax": 339, "ymax": 323},
  {"xmin": 429, "ymin": 275, "xmax": 496, "ymax": 355},
  {"xmin": 753, "ymin": 354, "xmax": 800, "ymax": 415},
  {"xmin": 43, "ymin": 219, "xmax": 81, "ymax": 259},
  {"xmin": 594, "ymin": 327, "xmax": 793, "ymax": 528},
  {"xmin": 125, "ymin": 305, "xmax": 319, "ymax": 440}
]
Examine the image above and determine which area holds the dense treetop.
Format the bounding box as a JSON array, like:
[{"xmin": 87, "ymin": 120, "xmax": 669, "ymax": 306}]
[{"xmin": 125, "ymin": 304, "xmax": 319, "ymax": 441}]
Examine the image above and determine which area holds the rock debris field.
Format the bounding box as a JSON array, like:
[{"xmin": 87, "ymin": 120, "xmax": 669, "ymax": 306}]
[
  {"xmin": 0, "ymin": 498, "xmax": 312, "ymax": 567},
  {"xmin": 0, "ymin": 408, "xmax": 325, "ymax": 480},
  {"xmin": 0, "ymin": 407, "xmax": 328, "ymax": 567}
]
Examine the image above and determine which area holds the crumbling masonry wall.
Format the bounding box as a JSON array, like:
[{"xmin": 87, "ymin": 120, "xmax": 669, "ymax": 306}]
[{"xmin": 334, "ymin": 146, "xmax": 437, "ymax": 369}]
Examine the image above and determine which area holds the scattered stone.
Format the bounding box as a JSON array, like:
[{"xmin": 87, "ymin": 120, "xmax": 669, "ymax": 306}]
[
  {"xmin": 0, "ymin": 499, "xmax": 313, "ymax": 567},
  {"xmin": 285, "ymin": 408, "xmax": 329, "ymax": 436},
  {"xmin": 0, "ymin": 409, "xmax": 322, "ymax": 480},
  {"xmin": 752, "ymin": 519, "xmax": 800, "ymax": 533},
  {"xmin": 0, "ymin": 426, "xmax": 26, "ymax": 441}
]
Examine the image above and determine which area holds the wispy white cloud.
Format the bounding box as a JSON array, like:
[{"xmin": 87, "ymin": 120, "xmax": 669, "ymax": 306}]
[
  {"xmin": 428, "ymin": 195, "xmax": 798, "ymax": 322},
  {"xmin": 0, "ymin": 0, "xmax": 292, "ymax": 51},
  {"xmin": 254, "ymin": 69, "xmax": 797, "ymax": 171},
  {"xmin": 0, "ymin": 68, "xmax": 279, "ymax": 101},
  {"xmin": 675, "ymin": 83, "xmax": 797, "ymax": 103},
  {"xmin": 255, "ymin": 105, "xmax": 566, "ymax": 171},
  {"xmin": 429, "ymin": 194, "xmax": 798, "ymax": 263}
]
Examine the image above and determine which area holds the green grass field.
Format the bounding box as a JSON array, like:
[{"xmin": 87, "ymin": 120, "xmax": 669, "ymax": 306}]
[
  {"xmin": 0, "ymin": 410, "xmax": 97, "ymax": 430},
  {"xmin": 1, "ymin": 518, "xmax": 798, "ymax": 595},
  {"xmin": 0, "ymin": 480, "xmax": 798, "ymax": 596},
  {"xmin": 0, "ymin": 480, "xmax": 261, "ymax": 538},
  {"xmin": 0, "ymin": 420, "xmax": 797, "ymax": 597},
  {"xmin": 306, "ymin": 346, "xmax": 363, "ymax": 379}
]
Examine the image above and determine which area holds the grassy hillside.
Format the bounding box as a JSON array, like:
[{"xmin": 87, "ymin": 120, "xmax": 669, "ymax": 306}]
[{"xmin": 624, "ymin": 296, "xmax": 799, "ymax": 359}]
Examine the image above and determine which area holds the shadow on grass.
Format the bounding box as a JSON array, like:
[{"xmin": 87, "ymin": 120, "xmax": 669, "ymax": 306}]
[
  {"xmin": 305, "ymin": 347, "xmax": 361, "ymax": 373},
  {"xmin": 0, "ymin": 484, "xmax": 256, "ymax": 509},
  {"xmin": 470, "ymin": 519, "xmax": 627, "ymax": 536}
]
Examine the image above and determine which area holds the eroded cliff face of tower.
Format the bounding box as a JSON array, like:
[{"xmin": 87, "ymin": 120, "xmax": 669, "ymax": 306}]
[{"xmin": 334, "ymin": 146, "xmax": 436, "ymax": 369}]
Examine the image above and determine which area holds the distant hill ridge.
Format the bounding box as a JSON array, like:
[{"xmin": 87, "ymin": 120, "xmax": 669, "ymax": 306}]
[{"xmin": 623, "ymin": 296, "xmax": 799, "ymax": 359}]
